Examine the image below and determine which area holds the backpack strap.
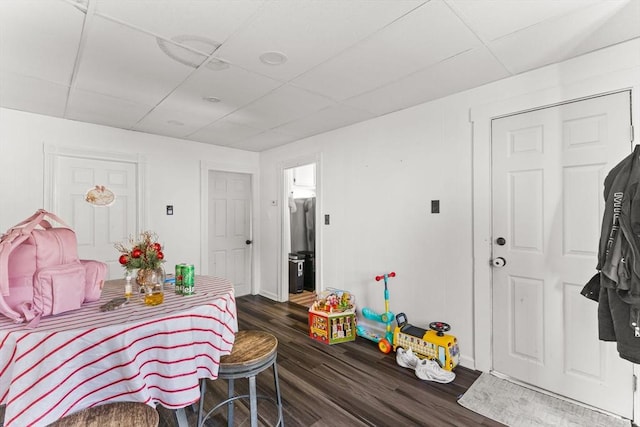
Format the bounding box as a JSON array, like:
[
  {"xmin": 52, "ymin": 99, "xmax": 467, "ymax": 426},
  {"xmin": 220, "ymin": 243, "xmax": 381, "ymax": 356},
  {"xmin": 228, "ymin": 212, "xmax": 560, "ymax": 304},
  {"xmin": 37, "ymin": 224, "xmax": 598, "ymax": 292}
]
[
  {"xmin": 7, "ymin": 209, "xmax": 69, "ymax": 233},
  {"xmin": 0, "ymin": 229, "xmax": 30, "ymax": 297},
  {"xmin": 0, "ymin": 228, "xmax": 33, "ymax": 322}
]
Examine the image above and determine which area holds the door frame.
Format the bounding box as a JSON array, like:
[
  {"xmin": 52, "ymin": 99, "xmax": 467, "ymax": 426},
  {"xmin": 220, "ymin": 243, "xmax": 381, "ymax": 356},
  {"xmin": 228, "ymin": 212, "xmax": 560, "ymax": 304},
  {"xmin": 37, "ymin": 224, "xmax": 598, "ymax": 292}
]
[
  {"xmin": 43, "ymin": 144, "xmax": 146, "ymax": 231},
  {"xmin": 278, "ymin": 153, "xmax": 322, "ymax": 302},
  {"xmin": 471, "ymin": 73, "xmax": 639, "ymax": 418},
  {"xmin": 200, "ymin": 160, "xmax": 260, "ymax": 294}
]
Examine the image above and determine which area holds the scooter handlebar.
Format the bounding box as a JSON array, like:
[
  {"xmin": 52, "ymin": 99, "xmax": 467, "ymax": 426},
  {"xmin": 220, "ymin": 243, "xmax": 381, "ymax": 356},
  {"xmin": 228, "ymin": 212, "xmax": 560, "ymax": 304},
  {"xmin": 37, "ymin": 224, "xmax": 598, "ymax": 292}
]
[{"xmin": 375, "ymin": 272, "xmax": 396, "ymax": 281}]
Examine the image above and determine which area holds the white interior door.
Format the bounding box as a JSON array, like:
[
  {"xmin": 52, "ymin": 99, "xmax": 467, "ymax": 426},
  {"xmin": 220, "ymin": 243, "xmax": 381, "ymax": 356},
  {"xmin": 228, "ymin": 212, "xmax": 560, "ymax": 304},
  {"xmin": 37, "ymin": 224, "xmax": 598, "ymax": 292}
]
[
  {"xmin": 491, "ymin": 91, "xmax": 634, "ymax": 418},
  {"xmin": 208, "ymin": 171, "xmax": 252, "ymax": 296},
  {"xmin": 53, "ymin": 156, "xmax": 138, "ymax": 279}
]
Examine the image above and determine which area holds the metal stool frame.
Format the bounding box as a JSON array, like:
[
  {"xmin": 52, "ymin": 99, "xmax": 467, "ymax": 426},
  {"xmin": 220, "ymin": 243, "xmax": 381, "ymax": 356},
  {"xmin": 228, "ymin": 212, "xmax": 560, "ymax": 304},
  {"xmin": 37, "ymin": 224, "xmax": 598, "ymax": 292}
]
[{"xmin": 197, "ymin": 341, "xmax": 284, "ymax": 427}]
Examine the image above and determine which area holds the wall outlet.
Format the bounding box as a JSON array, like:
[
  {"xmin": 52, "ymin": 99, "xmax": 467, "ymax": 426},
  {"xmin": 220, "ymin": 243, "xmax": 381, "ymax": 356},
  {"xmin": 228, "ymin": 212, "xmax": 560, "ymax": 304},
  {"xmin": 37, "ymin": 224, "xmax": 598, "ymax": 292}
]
[{"xmin": 166, "ymin": 205, "xmax": 174, "ymax": 215}]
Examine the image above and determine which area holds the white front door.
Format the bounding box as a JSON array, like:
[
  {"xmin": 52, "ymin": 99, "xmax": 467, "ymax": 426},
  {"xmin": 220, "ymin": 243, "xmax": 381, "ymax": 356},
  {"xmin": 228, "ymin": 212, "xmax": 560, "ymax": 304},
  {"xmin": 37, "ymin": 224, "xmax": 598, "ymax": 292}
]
[
  {"xmin": 491, "ymin": 91, "xmax": 634, "ymax": 418},
  {"xmin": 52, "ymin": 155, "xmax": 138, "ymax": 279},
  {"xmin": 208, "ymin": 171, "xmax": 252, "ymax": 296}
]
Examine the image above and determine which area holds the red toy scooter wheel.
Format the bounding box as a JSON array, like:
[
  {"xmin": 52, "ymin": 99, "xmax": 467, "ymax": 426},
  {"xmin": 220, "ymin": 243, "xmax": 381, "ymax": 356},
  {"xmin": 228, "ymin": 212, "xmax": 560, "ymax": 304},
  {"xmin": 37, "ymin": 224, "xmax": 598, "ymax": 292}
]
[{"xmin": 378, "ymin": 338, "xmax": 392, "ymax": 354}]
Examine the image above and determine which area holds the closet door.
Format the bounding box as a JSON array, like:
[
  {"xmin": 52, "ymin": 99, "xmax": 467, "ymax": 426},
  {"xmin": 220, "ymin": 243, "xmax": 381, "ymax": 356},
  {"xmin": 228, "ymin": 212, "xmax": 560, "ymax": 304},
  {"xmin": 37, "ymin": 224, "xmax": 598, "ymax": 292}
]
[
  {"xmin": 52, "ymin": 154, "xmax": 138, "ymax": 280},
  {"xmin": 208, "ymin": 171, "xmax": 252, "ymax": 296}
]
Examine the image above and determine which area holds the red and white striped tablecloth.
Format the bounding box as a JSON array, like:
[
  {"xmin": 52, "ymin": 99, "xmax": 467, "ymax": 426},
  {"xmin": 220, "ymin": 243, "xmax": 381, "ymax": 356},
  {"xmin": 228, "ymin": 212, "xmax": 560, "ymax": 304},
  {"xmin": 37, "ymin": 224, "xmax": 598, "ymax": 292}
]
[{"xmin": 0, "ymin": 275, "xmax": 237, "ymax": 427}]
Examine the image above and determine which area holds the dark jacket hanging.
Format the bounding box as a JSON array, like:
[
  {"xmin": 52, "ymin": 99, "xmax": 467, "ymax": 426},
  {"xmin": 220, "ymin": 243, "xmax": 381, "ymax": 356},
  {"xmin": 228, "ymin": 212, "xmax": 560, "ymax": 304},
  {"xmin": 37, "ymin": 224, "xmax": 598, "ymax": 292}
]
[{"xmin": 587, "ymin": 145, "xmax": 640, "ymax": 363}]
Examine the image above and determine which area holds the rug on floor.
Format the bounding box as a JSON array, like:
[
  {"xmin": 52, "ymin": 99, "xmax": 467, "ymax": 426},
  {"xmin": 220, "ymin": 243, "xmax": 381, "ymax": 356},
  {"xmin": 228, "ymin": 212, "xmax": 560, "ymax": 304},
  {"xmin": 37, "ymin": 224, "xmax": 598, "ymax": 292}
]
[{"xmin": 457, "ymin": 372, "xmax": 630, "ymax": 427}]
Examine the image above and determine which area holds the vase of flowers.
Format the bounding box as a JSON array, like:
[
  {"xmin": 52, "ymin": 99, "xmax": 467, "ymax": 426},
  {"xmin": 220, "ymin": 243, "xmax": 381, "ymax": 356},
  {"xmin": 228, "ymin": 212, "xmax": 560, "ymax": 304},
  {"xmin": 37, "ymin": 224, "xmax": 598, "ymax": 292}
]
[{"xmin": 115, "ymin": 231, "xmax": 166, "ymax": 305}]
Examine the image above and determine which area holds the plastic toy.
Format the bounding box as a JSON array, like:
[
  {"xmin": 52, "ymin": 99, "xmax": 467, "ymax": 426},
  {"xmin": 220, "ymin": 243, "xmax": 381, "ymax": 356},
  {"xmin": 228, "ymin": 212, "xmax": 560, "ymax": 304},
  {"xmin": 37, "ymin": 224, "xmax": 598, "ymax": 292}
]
[
  {"xmin": 356, "ymin": 271, "xmax": 396, "ymax": 353},
  {"xmin": 393, "ymin": 312, "xmax": 460, "ymax": 371},
  {"xmin": 311, "ymin": 289, "xmax": 355, "ymax": 313},
  {"xmin": 309, "ymin": 289, "xmax": 357, "ymax": 344}
]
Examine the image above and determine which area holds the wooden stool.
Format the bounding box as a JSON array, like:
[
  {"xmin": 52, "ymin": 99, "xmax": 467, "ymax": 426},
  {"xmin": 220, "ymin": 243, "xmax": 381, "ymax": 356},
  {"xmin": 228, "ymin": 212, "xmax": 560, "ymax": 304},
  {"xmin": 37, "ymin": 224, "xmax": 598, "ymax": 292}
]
[
  {"xmin": 198, "ymin": 330, "xmax": 284, "ymax": 427},
  {"xmin": 48, "ymin": 402, "xmax": 159, "ymax": 427}
]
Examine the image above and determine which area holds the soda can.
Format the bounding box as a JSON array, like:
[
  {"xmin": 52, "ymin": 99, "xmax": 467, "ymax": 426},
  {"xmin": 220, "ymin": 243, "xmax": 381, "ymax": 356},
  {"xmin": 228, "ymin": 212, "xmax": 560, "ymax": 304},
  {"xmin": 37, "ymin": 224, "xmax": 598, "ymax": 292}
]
[
  {"xmin": 182, "ymin": 264, "xmax": 195, "ymax": 295},
  {"xmin": 175, "ymin": 264, "xmax": 185, "ymax": 294}
]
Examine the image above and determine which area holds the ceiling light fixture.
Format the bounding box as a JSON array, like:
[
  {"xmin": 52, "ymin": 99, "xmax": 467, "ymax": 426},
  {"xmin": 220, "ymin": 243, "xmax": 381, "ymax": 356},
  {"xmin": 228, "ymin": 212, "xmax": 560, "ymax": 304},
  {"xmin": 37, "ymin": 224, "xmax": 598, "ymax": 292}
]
[
  {"xmin": 157, "ymin": 35, "xmax": 222, "ymax": 69},
  {"xmin": 259, "ymin": 51, "xmax": 288, "ymax": 66},
  {"xmin": 203, "ymin": 96, "xmax": 221, "ymax": 103}
]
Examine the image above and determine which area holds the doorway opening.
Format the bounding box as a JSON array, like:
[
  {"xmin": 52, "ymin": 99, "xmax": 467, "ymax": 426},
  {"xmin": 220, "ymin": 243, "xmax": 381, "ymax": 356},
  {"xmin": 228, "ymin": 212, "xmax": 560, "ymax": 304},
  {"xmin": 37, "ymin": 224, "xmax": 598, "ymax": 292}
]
[{"xmin": 284, "ymin": 163, "xmax": 317, "ymax": 306}]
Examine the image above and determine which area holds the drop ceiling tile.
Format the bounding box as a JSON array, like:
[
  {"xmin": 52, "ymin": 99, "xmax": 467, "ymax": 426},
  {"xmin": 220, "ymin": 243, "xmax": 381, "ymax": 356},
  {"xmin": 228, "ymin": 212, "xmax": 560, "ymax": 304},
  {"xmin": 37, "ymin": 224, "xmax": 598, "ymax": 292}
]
[
  {"xmin": 345, "ymin": 46, "xmax": 510, "ymax": 116},
  {"xmin": 275, "ymin": 104, "xmax": 376, "ymax": 137},
  {"xmin": 292, "ymin": 0, "xmax": 481, "ymax": 101},
  {"xmin": 215, "ymin": 0, "xmax": 427, "ymax": 81},
  {"xmin": 0, "ymin": 71, "xmax": 68, "ymax": 118},
  {"xmin": 229, "ymin": 130, "xmax": 300, "ymax": 152},
  {"xmin": 157, "ymin": 63, "xmax": 283, "ymax": 117},
  {"xmin": 1, "ymin": 0, "xmax": 638, "ymax": 152},
  {"xmin": 135, "ymin": 62, "xmax": 284, "ymax": 138},
  {"xmin": 132, "ymin": 107, "xmax": 207, "ymax": 139},
  {"xmin": 569, "ymin": 0, "xmax": 640, "ymax": 55},
  {"xmin": 489, "ymin": 0, "xmax": 640, "ymax": 74},
  {"xmin": 0, "ymin": 0, "xmax": 84, "ymax": 85},
  {"xmin": 73, "ymin": 15, "xmax": 205, "ymax": 106},
  {"xmin": 447, "ymin": 0, "xmax": 602, "ymax": 42},
  {"xmin": 66, "ymin": 89, "xmax": 151, "ymax": 130},
  {"xmin": 222, "ymin": 85, "xmax": 335, "ymax": 130},
  {"xmin": 187, "ymin": 119, "xmax": 264, "ymax": 146},
  {"xmin": 94, "ymin": 0, "xmax": 265, "ymax": 53}
]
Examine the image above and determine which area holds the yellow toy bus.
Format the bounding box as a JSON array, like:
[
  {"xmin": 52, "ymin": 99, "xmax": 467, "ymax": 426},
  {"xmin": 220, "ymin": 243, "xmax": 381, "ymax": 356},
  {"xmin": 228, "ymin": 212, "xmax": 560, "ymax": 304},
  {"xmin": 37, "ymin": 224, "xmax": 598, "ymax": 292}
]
[{"xmin": 393, "ymin": 313, "xmax": 459, "ymax": 371}]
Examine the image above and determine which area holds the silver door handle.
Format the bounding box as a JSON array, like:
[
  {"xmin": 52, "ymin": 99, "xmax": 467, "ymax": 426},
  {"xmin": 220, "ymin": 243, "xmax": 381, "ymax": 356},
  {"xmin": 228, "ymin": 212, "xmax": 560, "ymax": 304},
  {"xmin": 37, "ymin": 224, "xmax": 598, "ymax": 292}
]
[{"xmin": 491, "ymin": 257, "xmax": 506, "ymax": 268}]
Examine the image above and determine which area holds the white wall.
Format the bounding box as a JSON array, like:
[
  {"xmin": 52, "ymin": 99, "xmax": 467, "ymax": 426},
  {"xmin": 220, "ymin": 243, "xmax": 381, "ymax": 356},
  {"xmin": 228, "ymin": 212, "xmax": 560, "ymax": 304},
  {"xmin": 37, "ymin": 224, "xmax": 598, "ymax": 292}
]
[
  {"xmin": 1, "ymin": 38, "xmax": 638, "ymax": 370},
  {"xmin": 259, "ymin": 39, "xmax": 640, "ymax": 369},
  {"xmin": 0, "ymin": 110, "xmax": 259, "ymax": 284}
]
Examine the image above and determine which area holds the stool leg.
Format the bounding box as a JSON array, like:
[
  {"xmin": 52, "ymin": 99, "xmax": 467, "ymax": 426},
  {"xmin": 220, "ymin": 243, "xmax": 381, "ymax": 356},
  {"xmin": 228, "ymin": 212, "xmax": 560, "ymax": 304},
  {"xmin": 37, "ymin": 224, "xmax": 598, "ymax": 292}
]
[
  {"xmin": 227, "ymin": 378, "xmax": 234, "ymax": 427},
  {"xmin": 273, "ymin": 361, "xmax": 284, "ymax": 427},
  {"xmin": 197, "ymin": 379, "xmax": 206, "ymax": 427},
  {"xmin": 249, "ymin": 375, "xmax": 258, "ymax": 427}
]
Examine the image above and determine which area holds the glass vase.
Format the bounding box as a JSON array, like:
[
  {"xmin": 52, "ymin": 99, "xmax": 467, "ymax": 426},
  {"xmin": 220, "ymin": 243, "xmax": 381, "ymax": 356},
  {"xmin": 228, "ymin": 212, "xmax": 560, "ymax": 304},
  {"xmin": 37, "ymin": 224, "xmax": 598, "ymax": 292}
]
[{"xmin": 136, "ymin": 267, "xmax": 165, "ymax": 306}]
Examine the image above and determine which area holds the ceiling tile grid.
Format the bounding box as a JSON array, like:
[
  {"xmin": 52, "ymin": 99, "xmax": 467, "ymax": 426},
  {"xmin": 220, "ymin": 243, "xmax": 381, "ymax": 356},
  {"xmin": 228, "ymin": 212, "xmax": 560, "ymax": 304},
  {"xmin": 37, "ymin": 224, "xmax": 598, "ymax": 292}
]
[
  {"xmin": 291, "ymin": 0, "xmax": 483, "ymax": 101},
  {"xmin": 0, "ymin": 0, "xmax": 638, "ymax": 151}
]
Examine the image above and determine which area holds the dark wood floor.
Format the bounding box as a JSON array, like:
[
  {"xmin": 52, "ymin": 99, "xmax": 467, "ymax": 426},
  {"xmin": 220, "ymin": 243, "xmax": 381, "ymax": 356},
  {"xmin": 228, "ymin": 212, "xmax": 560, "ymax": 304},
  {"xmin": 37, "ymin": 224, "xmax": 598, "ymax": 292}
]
[{"xmin": 157, "ymin": 295, "xmax": 504, "ymax": 427}]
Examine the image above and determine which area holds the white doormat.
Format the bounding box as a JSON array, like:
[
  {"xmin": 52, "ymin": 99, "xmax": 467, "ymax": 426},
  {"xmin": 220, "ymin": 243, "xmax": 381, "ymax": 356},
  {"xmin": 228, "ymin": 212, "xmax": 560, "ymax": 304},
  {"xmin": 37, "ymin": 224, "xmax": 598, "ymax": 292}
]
[{"xmin": 457, "ymin": 373, "xmax": 630, "ymax": 427}]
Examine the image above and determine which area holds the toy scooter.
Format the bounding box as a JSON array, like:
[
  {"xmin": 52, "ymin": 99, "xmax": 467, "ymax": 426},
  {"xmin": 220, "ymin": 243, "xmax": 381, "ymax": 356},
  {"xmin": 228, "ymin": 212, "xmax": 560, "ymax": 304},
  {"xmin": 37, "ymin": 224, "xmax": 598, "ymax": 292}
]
[{"xmin": 356, "ymin": 272, "xmax": 395, "ymax": 353}]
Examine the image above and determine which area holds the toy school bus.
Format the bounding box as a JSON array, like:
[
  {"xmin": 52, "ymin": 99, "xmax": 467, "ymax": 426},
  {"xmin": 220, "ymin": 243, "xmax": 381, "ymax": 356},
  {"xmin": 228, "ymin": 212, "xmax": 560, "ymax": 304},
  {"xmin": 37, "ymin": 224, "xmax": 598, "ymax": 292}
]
[{"xmin": 393, "ymin": 313, "xmax": 460, "ymax": 371}]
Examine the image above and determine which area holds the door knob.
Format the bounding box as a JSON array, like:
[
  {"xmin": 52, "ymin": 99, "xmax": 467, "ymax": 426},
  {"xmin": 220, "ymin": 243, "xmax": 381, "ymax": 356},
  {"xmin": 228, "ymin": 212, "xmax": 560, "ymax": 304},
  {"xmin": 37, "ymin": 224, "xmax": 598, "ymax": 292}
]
[
  {"xmin": 496, "ymin": 237, "xmax": 506, "ymax": 246},
  {"xmin": 245, "ymin": 239, "xmax": 252, "ymax": 245},
  {"xmin": 492, "ymin": 257, "xmax": 506, "ymax": 268}
]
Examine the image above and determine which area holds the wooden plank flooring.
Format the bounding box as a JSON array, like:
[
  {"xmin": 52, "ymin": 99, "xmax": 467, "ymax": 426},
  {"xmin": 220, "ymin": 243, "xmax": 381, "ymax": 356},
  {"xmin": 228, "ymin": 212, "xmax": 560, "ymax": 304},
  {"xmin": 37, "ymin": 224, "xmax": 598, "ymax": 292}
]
[{"xmin": 157, "ymin": 295, "xmax": 504, "ymax": 427}]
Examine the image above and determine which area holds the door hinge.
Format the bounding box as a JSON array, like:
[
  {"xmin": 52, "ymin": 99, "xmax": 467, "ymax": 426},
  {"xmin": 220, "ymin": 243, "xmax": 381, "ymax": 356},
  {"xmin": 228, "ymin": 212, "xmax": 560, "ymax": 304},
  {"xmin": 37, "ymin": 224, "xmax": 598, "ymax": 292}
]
[
  {"xmin": 631, "ymin": 125, "xmax": 635, "ymax": 143},
  {"xmin": 633, "ymin": 374, "xmax": 637, "ymax": 392}
]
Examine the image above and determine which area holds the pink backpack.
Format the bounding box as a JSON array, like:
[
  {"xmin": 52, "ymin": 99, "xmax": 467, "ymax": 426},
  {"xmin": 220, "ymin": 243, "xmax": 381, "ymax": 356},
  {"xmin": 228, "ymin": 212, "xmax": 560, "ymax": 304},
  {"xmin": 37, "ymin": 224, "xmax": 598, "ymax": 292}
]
[{"xmin": 0, "ymin": 209, "xmax": 107, "ymax": 326}]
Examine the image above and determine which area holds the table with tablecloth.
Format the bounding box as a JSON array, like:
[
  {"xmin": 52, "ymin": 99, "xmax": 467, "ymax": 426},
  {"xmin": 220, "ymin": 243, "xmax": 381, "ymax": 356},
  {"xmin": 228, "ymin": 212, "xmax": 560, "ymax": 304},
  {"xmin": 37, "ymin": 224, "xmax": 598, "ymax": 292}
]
[{"xmin": 0, "ymin": 275, "xmax": 237, "ymax": 427}]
